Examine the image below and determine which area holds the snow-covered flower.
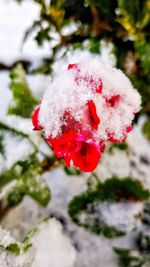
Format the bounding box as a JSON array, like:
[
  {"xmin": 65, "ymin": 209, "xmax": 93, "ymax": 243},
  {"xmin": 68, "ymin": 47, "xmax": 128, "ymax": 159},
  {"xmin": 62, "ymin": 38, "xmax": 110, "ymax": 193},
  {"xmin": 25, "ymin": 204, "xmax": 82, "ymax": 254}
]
[{"xmin": 32, "ymin": 58, "xmax": 141, "ymax": 172}]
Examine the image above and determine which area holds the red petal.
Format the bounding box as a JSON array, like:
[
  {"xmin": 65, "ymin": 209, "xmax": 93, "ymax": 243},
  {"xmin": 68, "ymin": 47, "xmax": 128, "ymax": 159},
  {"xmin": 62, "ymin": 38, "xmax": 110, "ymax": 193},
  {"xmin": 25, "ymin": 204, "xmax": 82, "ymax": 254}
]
[
  {"xmin": 72, "ymin": 142, "xmax": 101, "ymax": 172},
  {"xmin": 99, "ymin": 140, "xmax": 105, "ymax": 153},
  {"xmin": 96, "ymin": 80, "xmax": 103, "ymax": 94},
  {"xmin": 88, "ymin": 100, "xmax": 100, "ymax": 130},
  {"xmin": 48, "ymin": 130, "xmax": 79, "ymax": 158},
  {"xmin": 107, "ymin": 132, "xmax": 126, "ymax": 143},
  {"xmin": 67, "ymin": 63, "xmax": 80, "ymax": 71},
  {"xmin": 105, "ymin": 95, "xmax": 120, "ymax": 107},
  {"xmin": 126, "ymin": 125, "xmax": 133, "ymax": 133},
  {"xmin": 32, "ymin": 107, "xmax": 43, "ymax": 131},
  {"xmin": 64, "ymin": 156, "xmax": 71, "ymax": 167}
]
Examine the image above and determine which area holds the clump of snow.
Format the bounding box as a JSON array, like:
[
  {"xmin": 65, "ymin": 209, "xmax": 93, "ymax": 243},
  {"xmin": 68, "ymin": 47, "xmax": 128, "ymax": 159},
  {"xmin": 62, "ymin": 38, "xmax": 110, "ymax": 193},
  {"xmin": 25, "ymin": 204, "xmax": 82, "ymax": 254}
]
[
  {"xmin": 0, "ymin": 226, "xmax": 35, "ymax": 267},
  {"xmin": 39, "ymin": 56, "xmax": 141, "ymax": 143},
  {"xmin": 52, "ymin": 39, "xmax": 116, "ymax": 75},
  {"xmin": 79, "ymin": 202, "xmax": 143, "ymax": 233},
  {"xmin": 96, "ymin": 202, "xmax": 143, "ymax": 232},
  {"xmin": 0, "ymin": 226, "xmax": 16, "ymax": 247},
  {"xmin": 99, "ymin": 40, "xmax": 116, "ymax": 66},
  {"xmin": 27, "ymin": 74, "xmax": 51, "ymax": 99},
  {"xmin": 31, "ymin": 218, "xmax": 76, "ymax": 267}
]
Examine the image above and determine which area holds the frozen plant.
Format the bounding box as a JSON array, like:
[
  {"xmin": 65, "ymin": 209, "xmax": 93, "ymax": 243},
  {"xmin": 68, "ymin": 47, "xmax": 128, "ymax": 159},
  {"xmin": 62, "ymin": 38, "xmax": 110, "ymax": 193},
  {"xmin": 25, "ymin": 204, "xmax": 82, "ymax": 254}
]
[{"xmin": 32, "ymin": 57, "xmax": 141, "ymax": 172}]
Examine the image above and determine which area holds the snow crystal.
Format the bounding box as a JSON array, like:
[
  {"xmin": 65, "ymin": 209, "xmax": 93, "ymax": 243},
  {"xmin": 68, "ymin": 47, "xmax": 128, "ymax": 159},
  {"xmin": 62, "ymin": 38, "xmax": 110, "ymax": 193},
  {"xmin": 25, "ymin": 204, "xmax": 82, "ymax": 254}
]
[{"xmin": 39, "ymin": 56, "xmax": 141, "ymax": 143}]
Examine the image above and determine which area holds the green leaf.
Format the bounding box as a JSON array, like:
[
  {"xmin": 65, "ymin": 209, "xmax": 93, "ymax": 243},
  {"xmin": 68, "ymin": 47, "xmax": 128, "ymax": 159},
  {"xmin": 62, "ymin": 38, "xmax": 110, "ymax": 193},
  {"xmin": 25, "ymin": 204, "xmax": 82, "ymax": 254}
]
[
  {"xmin": 142, "ymin": 119, "xmax": 150, "ymax": 141},
  {"xmin": 64, "ymin": 166, "xmax": 81, "ymax": 176},
  {"xmin": 117, "ymin": 0, "xmax": 149, "ymax": 38},
  {"xmin": 0, "ymin": 121, "xmax": 51, "ymax": 208},
  {"xmin": 137, "ymin": 231, "xmax": 150, "ymax": 253},
  {"xmin": 114, "ymin": 248, "xmax": 142, "ymax": 267},
  {"xmin": 0, "ymin": 134, "xmax": 4, "ymax": 154},
  {"xmin": 142, "ymin": 202, "xmax": 150, "ymax": 225},
  {"xmin": 35, "ymin": 28, "xmax": 51, "ymax": 46},
  {"xmin": 8, "ymin": 64, "xmax": 38, "ymax": 118},
  {"xmin": 88, "ymin": 39, "xmax": 100, "ymax": 54},
  {"xmin": 6, "ymin": 243, "xmax": 21, "ymax": 256},
  {"xmin": 135, "ymin": 40, "xmax": 150, "ymax": 75},
  {"xmin": 109, "ymin": 142, "xmax": 128, "ymax": 152},
  {"xmin": 114, "ymin": 228, "xmax": 150, "ymax": 266}
]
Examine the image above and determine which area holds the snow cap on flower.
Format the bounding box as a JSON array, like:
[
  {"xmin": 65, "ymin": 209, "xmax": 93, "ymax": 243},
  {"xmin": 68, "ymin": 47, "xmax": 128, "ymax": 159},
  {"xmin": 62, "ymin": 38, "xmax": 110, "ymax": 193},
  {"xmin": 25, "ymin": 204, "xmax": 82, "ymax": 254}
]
[{"xmin": 32, "ymin": 57, "xmax": 141, "ymax": 172}]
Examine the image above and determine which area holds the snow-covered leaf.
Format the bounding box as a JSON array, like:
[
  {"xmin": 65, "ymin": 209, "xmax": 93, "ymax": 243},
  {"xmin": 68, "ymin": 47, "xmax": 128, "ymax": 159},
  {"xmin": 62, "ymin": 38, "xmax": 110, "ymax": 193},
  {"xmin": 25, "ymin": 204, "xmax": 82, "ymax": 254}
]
[
  {"xmin": 0, "ymin": 122, "xmax": 50, "ymax": 207},
  {"xmin": 68, "ymin": 175, "xmax": 149, "ymax": 238},
  {"xmin": 8, "ymin": 64, "xmax": 38, "ymax": 118}
]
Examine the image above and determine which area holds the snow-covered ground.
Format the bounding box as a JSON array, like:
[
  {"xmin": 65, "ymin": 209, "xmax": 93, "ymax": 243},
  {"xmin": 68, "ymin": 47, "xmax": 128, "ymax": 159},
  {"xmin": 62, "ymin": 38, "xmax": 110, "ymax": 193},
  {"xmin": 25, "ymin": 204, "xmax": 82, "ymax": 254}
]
[{"xmin": 0, "ymin": 1, "xmax": 150, "ymax": 267}]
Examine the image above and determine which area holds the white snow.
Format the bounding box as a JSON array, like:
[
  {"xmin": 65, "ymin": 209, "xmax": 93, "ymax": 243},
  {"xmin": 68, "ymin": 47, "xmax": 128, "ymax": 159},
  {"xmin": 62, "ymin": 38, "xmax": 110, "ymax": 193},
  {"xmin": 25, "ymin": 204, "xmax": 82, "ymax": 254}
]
[
  {"xmin": 0, "ymin": 226, "xmax": 16, "ymax": 247},
  {"xmin": 96, "ymin": 149, "xmax": 131, "ymax": 180},
  {"xmin": 0, "ymin": 219, "xmax": 76, "ymax": 267},
  {"xmin": 0, "ymin": 132, "xmax": 35, "ymax": 173},
  {"xmin": 0, "ymin": 71, "xmax": 12, "ymax": 120},
  {"xmin": 52, "ymin": 39, "xmax": 116, "ymax": 74},
  {"xmin": 31, "ymin": 218, "xmax": 76, "ymax": 267},
  {"xmin": 0, "ymin": 226, "xmax": 35, "ymax": 267},
  {"xmin": 0, "ymin": 0, "xmax": 50, "ymax": 65},
  {"xmin": 2, "ymin": 132, "xmax": 35, "ymax": 170},
  {"xmin": 97, "ymin": 202, "xmax": 143, "ymax": 232},
  {"xmin": 39, "ymin": 56, "xmax": 141, "ymax": 143}
]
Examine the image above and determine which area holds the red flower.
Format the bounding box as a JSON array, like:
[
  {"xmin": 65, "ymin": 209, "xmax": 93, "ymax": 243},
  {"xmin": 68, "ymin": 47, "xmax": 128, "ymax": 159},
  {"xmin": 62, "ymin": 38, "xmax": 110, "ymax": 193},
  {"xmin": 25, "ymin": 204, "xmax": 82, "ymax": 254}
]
[
  {"xmin": 32, "ymin": 107, "xmax": 43, "ymax": 131},
  {"xmin": 88, "ymin": 100, "xmax": 100, "ymax": 130},
  {"xmin": 47, "ymin": 130, "xmax": 101, "ymax": 172},
  {"xmin": 72, "ymin": 141, "xmax": 101, "ymax": 172}
]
